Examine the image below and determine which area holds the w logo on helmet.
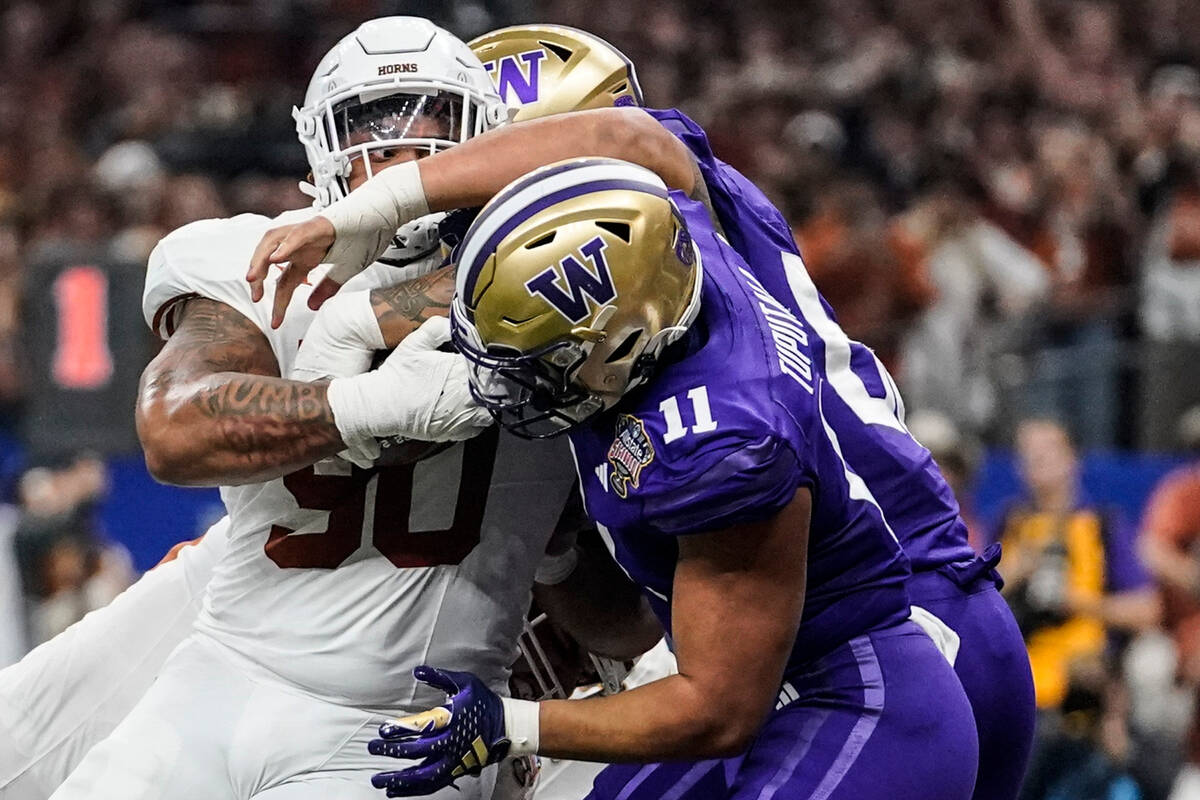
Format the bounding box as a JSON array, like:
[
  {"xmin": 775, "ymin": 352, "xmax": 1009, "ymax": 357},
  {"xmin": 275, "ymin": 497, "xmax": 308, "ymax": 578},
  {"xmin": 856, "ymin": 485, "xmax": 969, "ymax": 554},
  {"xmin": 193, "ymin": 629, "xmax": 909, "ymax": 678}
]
[
  {"xmin": 484, "ymin": 50, "xmax": 546, "ymax": 106},
  {"xmin": 525, "ymin": 236, "xmax": 616, "ymax": 323}
]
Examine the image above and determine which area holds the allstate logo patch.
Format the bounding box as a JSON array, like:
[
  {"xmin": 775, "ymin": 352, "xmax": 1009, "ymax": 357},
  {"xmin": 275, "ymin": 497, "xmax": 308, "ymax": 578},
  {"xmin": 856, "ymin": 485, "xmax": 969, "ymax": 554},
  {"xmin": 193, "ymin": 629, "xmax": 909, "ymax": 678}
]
[{"xmin": 607, "ymin": 414, "xmax": 655, "ymax": 498}]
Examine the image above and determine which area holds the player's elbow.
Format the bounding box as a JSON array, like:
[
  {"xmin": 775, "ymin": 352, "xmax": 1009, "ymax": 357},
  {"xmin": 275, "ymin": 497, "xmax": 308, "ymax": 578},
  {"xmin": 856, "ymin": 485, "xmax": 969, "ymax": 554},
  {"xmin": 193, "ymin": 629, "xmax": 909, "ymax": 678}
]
[
  {"xmin": 593, "ymin": 108, "xmax": 693, "ymax": 192},
  {"xmin": 676, "ymin": 682, "xmax": 768, "ymax": 758},
  {"xmin": 139, "ymin": 423, "xmax": 198, "ymax": 486},
  {"xmin": 137, "ymin": 395, "xmax": 204, "ymax": 486},
  {"xmin": 714, "ymin": 727, "xmax": 758, "ymax": 758},
  {"xmin": 688, "ymin": 706, "xmax": 760, "ymax": 758}
]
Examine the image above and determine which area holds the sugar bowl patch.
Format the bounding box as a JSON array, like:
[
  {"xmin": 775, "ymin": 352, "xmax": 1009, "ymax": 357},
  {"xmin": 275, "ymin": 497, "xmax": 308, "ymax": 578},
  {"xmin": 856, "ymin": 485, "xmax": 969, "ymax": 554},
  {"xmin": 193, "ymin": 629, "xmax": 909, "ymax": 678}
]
[{"xmin": 607, "ymin": 414, "xmax": 655, "ymax": 498}]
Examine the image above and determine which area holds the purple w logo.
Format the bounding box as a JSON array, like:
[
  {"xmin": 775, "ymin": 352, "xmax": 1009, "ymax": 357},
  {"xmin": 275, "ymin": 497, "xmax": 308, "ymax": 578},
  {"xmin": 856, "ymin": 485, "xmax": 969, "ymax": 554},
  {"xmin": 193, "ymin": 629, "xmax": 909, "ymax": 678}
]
[
  {"xmin": 484, "ymin": 51, "xmax": 546, "ymax": 106},
  {"xmin": 525, "ymin": 237, "xmax": 617, "ymax": 323}
]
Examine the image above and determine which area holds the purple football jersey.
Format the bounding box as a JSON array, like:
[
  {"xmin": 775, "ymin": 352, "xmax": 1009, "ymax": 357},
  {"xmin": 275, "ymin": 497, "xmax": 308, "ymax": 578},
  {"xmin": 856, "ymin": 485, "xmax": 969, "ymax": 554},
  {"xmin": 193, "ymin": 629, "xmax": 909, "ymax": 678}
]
[
  {"xmin": 568, "ymin": 191, "xmax": 910, "ymax": 668},
  {"xmin": 645, "ymin": 107, "xmax": 975, "ymax": 574}
]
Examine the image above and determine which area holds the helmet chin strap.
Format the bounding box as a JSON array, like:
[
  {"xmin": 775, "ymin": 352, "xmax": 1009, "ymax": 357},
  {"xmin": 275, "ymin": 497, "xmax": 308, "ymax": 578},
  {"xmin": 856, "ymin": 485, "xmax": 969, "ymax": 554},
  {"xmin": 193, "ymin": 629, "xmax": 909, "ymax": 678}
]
[{"xmin": 297, "ymin": 179, "xmax": 320, "ymax": 203}]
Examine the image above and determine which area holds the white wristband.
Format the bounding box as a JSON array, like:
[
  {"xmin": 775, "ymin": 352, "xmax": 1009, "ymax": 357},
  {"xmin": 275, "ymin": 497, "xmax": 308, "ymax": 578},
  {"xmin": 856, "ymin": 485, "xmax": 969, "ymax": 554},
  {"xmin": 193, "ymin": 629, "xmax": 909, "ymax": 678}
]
[
  {"xmin": 500, "ymin": 697, "xmax": 540, "ymax": 757},
  {"xmin": 534, "ymin": 546, "xmax": 580, "ymax": 586},
  {"xmin": 326, "ymin": 372, "xmax": 383, "ymax": 444},
  {"xmin": 320, "ymin": 160, "xmax": 430, "ymax": 279},
  {"xmin": 324, "ymin": 317, "xmax": 490, "ymax": 444}
]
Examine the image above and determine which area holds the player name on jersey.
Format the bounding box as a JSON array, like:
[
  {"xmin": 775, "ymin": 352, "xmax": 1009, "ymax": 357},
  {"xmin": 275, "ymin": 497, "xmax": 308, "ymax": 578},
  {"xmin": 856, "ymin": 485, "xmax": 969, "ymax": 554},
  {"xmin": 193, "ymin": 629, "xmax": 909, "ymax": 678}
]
[{"xmin": 738, "ymin": 266, "xmax": 814, "ymax": 394}]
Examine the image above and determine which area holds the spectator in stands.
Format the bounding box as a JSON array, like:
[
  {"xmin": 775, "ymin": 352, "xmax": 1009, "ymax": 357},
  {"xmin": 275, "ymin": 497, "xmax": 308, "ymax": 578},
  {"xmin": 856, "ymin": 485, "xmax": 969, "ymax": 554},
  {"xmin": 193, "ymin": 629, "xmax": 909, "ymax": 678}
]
[
  {"xmin": 999, "ymin": 418, "xmax": 1161, "ymax": 709},
  {"xmin": 897, "ymin": 177, "xmax": 1049, "ymax": 430},
  {"xmin": 1010, "ymin": 116, "xmax": 1134, "ymax": 450},
  {"xmin": 794, "ymin": 177, "xmax": 937, "ymax": 373},
  {"xmin": 1133, "ymin": 406, "xmax": 1200, "ymax": 800},
  {"xmin": 1138, "ymin": 69, "xmax": 1200, "ymax": 345},
  {"xmin": 1139, "ymin": 406, "xmax": 1200, "ymax": 683},
  {"xmin": 13, "ymin": 454, "xmax": 132, "ymax": 645},
  {"xmin": 1137, "ymin": 77, "xmax": 1200, "ymax": 448}
]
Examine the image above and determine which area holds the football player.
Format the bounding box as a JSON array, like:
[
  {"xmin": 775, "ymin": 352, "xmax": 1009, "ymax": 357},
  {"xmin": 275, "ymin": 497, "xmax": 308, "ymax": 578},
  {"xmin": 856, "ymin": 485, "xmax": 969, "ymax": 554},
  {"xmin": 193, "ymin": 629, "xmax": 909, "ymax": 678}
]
[
  {"xmin": 471, "ymin": 28, "xmax": 1034, "ymax": 800},
  {"xmin": 257, "ymin": 24, "xmax": 1034, "ymax": 800},
  {"xmin": 1, "ymin": 20, "xmax": 666, "ymax": 800},
  {"xmin": 362, "ymin": 157, "xmax": 979, "ymax": 799},
  {"xmin": 42, "ymin": 18, "xmax": 657, "ymax": 800}
]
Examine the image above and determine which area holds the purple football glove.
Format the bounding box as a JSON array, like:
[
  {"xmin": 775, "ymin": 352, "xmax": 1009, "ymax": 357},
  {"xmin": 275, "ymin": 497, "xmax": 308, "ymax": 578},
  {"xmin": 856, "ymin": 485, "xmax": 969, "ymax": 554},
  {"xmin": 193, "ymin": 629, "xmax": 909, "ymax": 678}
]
[{"xmin": 368, "ymin": 666, "xmax": 511, "ymax": 798}]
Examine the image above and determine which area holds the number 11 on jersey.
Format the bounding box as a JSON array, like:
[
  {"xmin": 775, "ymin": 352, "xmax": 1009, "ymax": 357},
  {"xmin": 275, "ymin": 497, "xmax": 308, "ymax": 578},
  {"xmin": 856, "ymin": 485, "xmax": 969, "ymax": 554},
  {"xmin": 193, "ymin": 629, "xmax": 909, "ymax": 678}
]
[{"xmin": 660, "ymin": 385, "xmax": 718, "ymax": 444}]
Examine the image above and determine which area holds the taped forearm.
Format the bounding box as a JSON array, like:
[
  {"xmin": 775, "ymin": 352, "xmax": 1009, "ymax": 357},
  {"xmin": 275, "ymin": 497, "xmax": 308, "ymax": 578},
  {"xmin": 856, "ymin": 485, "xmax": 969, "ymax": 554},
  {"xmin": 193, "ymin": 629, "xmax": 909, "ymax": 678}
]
[
  {"xmin": 311, "ymin": 111, "xmax": 696, "ymax": 282},
  {"xmin": 319, "ymin": 110, "xmax": 694, "ymax": 249},
  {"xmin": 320, "ymin": 161, "xmax": 429, "ymax": 272}
]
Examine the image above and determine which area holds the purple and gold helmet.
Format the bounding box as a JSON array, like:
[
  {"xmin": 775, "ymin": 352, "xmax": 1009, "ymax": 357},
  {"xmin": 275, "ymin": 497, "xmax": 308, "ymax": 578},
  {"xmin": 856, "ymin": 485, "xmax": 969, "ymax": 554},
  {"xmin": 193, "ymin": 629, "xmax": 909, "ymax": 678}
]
[
  {"xmin": 468, "ymin": 25, "xmax": 643, "ymax": 122},
  {"xmin": 451, "ymin": 157, "xmax": 702, "ymax": 438}
]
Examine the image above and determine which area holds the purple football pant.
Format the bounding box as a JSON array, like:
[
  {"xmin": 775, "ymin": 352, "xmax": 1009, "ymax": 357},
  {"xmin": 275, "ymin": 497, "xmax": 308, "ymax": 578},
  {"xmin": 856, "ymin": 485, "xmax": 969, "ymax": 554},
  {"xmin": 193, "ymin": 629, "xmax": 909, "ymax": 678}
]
[
  {"xmin": 910, "ymin": 549, "xmax": 1036, "ymax": 800},
  {"xmin": 585, "ymin": 621, "xmax": 978, "ymax": 800}
]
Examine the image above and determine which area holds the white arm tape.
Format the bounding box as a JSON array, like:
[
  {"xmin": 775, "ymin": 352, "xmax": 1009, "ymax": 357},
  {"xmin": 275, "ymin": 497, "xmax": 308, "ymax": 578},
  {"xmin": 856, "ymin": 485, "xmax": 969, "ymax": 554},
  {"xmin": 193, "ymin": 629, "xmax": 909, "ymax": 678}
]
[
  {"xmin": 326, "ymin": 372, "xmax": 383, "ymax": 444},
  {"xmin": 320, "ymin": 160, "xmax": 431, "ymax": 279},
  {"xmin": 500, "ymin": 697, "xmax": 540, "ymax": 757}
]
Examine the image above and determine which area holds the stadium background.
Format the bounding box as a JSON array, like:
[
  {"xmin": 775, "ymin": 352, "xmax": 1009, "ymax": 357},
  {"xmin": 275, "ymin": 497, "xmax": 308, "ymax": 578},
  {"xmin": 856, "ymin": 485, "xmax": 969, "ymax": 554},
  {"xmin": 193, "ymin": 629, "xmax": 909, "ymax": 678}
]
[{"xmin": 0, "ymin": 0, "xmax": 1198, "ymax": 797}]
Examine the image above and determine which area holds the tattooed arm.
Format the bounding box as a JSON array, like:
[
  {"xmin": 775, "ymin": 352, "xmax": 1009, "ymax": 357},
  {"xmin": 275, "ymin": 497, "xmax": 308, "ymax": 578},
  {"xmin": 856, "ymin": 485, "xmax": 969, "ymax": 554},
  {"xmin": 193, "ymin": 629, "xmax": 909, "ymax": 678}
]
[
  {"xmin": 371, "ymin": 265, "xmax": 455, "ymax": 347},
  {"xmin": 136, "ymin": 298, "xmax": 345, "ymax": 487}
]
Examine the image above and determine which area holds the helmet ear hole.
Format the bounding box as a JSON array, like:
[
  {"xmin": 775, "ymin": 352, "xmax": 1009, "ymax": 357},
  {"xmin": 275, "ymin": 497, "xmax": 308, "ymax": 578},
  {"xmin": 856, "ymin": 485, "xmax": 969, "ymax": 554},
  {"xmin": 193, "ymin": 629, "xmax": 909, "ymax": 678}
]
[
  {"xmin": 604, "ymin": 329, "xmax": 643, "ymax": 363},
  {"xmin": 525, "ymin": 231, "xmax": 557, "ymax": 249},
  {"xmin": 594, "ymin": 221, "xmax": 631, "ymax": 242},
  {"xmin": 540, "ymin": 41, "xmax": 574, "ymax": 61}
]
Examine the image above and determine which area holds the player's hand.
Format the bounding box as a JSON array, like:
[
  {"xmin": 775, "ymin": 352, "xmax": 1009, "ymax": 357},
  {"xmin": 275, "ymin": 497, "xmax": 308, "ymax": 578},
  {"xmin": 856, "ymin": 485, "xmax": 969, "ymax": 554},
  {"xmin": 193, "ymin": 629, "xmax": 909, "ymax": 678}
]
[
  {"xmin": 326, "ymin": 317, "xmax": 493, "ymax": 444},
  {"xmin": 368, "ymin": 666, "xmax": 510, "ymax": 798},
  {"xmin": 248, "ymin": 211, "xmax": 446, "ymax": 329},
  {"xmin": 291, "ymin": 289, "xmax": 384, "ymax": 467},
  {"xmin": 246, "ymin": 216, "xmax": 337, "ymax": 329}
]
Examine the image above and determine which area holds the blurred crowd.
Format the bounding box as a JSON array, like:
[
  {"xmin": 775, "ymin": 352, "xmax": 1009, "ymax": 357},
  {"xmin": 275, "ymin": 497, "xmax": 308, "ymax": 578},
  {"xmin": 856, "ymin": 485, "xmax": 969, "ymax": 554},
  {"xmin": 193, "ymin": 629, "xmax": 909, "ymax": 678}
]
[
  {"xmin": 899, "ymin": 409, "xmax": 1200, "ymax": 800},
  {"xmin": 0, "ymin": 1, "xmax": 1197, "ymax": 799},
  {"xmin": 547, "ymin": 0, "xmax": 1200, "ymax": 451}
]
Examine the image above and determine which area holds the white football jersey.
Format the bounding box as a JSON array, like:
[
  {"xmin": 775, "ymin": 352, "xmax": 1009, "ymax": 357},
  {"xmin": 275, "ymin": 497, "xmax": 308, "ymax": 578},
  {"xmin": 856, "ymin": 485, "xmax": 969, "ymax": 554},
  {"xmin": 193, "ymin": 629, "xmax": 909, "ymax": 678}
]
[{"xmin": 143, "ymin": 210, "xmax": 577, "ymax": 710}]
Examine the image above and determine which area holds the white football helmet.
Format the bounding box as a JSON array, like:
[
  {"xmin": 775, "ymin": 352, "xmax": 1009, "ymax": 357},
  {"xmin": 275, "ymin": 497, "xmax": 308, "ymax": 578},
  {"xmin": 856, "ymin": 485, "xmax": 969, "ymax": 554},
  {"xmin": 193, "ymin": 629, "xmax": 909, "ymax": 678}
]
[{"xmin": 294, "ymin": 16, "xmax": 507, "ymax": 210}]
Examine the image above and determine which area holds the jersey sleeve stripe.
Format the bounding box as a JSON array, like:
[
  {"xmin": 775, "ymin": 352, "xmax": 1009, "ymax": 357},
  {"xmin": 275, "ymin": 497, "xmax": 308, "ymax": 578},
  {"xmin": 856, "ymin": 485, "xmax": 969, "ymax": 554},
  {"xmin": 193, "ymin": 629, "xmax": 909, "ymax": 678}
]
[{"xmin": 151, "ymin": 292, "xmax": 201, "ymax": 339}]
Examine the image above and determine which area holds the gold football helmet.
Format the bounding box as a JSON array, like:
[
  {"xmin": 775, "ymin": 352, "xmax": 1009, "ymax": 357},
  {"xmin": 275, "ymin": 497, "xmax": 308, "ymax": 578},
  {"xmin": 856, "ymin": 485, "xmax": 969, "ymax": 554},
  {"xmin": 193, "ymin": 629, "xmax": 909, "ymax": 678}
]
[
  {"xmin": 451, "ymin": 157, "xmax": 702, "ymax": 437},
  {"xmin": 468, "ymin": 24, "xmax": 643, "ymax": 122}
]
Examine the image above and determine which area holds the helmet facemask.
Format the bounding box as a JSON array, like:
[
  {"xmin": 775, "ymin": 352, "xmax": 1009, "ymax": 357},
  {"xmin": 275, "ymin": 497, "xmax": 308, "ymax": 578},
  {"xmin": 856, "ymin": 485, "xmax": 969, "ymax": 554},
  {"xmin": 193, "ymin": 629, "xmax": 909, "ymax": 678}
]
[
  {"xmin": 296, "ymin": 81, "xmax": 490, "ymax": 208},
  {"xmin": 453, "ymin": 249, "xmax": 700, "ymax": 439},
  {"xmin": 294, "ymin": 17, "xmax": 507, "ymax": 209},
  {"xmin": 452, "ymin": 307, "xmax": 608, "ymax": 438}
]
